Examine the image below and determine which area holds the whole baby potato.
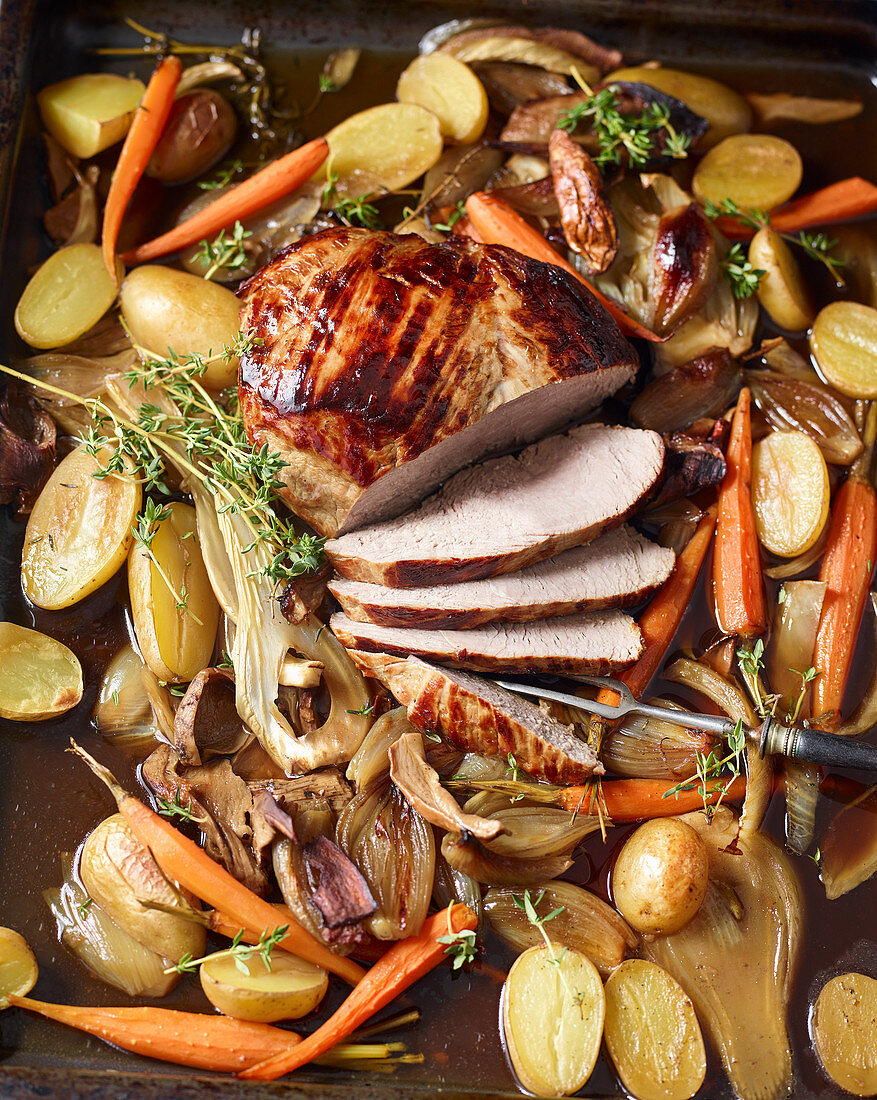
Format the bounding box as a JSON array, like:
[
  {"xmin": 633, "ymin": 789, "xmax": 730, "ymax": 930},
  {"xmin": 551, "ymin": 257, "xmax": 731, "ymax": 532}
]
[
  {"xmin": 612, "ymin": 818, "xmax": 709, "ymax": 935},
  {"xmin": 119, "ymin": 265, "xmax": 242, "ymax": 389},
  {"xmin": 146, "ymin": 89, "xmax": 237, "ymax": 183}
]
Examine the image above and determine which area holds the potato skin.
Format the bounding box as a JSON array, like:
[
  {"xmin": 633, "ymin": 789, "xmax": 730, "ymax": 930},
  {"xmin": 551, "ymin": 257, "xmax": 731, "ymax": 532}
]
[
  {"xmin": 147, "ymin": 90, "xmax": 237, "ymax": 183},
  {"xmin": 611, "ymin": 818, "xmax": 709, "ymax": 935}
]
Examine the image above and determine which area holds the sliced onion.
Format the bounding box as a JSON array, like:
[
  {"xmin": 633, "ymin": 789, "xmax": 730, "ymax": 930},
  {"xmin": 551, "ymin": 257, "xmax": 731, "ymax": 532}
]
[
  {"xmin": 448, "ymin": 752, "xmax": 510, "ymax": 784},
  {"xmin": 630, "ymin": 349, "xmax": 741, "ymax": 434},
  {"xmin": 346, "ymin": 707, "xmax": 411, "ymax": 790},
  {"xmin": 748, "ymin": 370, "xmax": 862, "ymax": 467},
  {"xmin": 765, "ymin": 524, "xmax": 829, "ymax": 580},
  {"xmin": 484, "ymin": 881, "xmax": 636, "ymax": 976},
  {"xmin": 441, "ymin": 831, "xmax": 573, "ymax": 887},
  {"xmin": 462, "ymin": 791, "xmax": 600, "ymax": 859},
  {"xmin": 768, "ymin": 580, "xmax": 826, "ymax": 719},
  {"xmin": 821, "ymin": 784, "xmax": 877, "ymax": 899},
  {"xmin": 433, "ymin": 851, "xmax": 482, "ymax": 931},
  {"xmin": 601, "ymin": 701, "xmax": 715, "ymax": 780},
  {"xmin": 44, "ymin": 855, "xmax": 176, "ymax": 997}
]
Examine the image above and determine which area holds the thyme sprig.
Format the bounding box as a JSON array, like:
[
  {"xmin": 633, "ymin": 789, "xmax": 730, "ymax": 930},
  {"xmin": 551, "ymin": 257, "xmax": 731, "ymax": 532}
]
[
  {"xmin": 197, "ymin": 158, "xmax": 245, "ymax": 192},
  {"xmin": 787, "ymin": 665, "xmax": 819, "ymax": 725},
  {"xmin": 557, "ymin": 84, "xmax": 692, "ymax": 169},
  {"xmin": 721, "ymin": 243, "xmax": 767, "ymax": 299},
  {"xmin": 437, "ymin": 905, "xmax": 478, "ymax": 970},
  {"xmin": 662, "ymin": 718, "xmax": 747, "ymax": 820},
  {"xmin": 431, "ymin": 200, "xmax": 467, "ymax": 233},
  {"xmin": 156, "ymin": 790, "xmax": 207, "ymax": 826},
  {"xmin": 166, "ymin": 924, "xmax": 289, "ymax": 976},
  {"xmin": 193, "ymin": 220, "xmax": 253, "ymax": 280},
  {"xmin": 737, "ymin": 639, "xmax": 778, "ymax": 718},
  {"xmin": 703, "ymin": 198, "xmax": 846, "ymax": 284},
  {"xmin": 513, "ymin": 890, "xmax": 587, "ymax": 1007},
  {"xmin": 322, "ymin": 172, "xmax": 384, "ymax": 229}
]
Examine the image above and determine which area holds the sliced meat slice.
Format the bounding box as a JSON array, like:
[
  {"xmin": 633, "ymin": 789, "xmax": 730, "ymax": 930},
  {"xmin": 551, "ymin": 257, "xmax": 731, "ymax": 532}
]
[
  {"xmin": 239, "ymin": 227, "xmax": 639, "ymax": 538},
  {"xmin": 350, "ymin": 650, "xmax": 603, "ymax": 785},
  {"xmin": 331, "ymin": 609, "xmax": 642, "ymax": 676},
  {"xmin": 326, "ymin": 423, "xmax": 665, "ymax": 587},
  {"xmin": 329, "ymin": 525, "xmax": 674, "ymax": 629}
]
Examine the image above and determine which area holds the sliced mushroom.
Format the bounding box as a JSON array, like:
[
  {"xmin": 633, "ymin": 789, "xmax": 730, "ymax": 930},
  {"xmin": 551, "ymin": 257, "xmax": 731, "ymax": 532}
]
[
  {"xmin": 435, "ymin": 24, "xmax": 622, "ymax": 75},
  {"xmin": 0, "ymin": 382, "xmax": 56, "ymax": 517},
  {"xmin": 279, "ymin": 563, "xmax": 332, "ymax": 624},
  {"xmin": 389, "ymin": 729, "xmax": 505, "ymax": 842},
  {"xmin": 501, "ymin": 91, "xmax": 595, "ymax": 146},
  {"xmin": 254, "ymin": 769, "xmax": 353, "ymax": 815},
  {"xmin": 143, "ymin": 743, "xmax": 271, "ymax": 896},
  {"xmin": 173, "ymin": 667, "xmax": 252, "ymax": 767},
  {"xmin": 549, "ymin": 129, "xmax": 617, "ymax": 273},
  {"xmin": 651, "ymin": 202, "xmax": 718, "ymax": 337},
  {"xmin": 304, "ymin": 834, "xmax": 377, "ymax": 928}
]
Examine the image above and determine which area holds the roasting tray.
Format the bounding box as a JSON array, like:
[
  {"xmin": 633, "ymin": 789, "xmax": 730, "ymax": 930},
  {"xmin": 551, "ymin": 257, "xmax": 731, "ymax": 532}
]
[{"xmin": 0, "ymin": 0, "xmax": 875, "ymax": 1097}]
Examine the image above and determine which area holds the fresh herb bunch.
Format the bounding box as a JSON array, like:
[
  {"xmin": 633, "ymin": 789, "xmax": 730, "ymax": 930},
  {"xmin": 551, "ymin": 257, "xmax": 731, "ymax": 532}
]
[
  {"xmin": 73, "ymin": 329, "xmax": 327, "ymax": 585},
  {"xmin": 663, "ymin": 717, "xmax": 747, "ymax": 820},
  {"xmin": 437, "ymin": 927, "xmax": 478, "ymax": 970},
  {"xmin": 167, "ymin": 924, "xmax": 289, "ymax": 977},
  {"xmin": 557, "ymin": 85, "xmax": 692, "ymax": 168},
  {"xmin": 721, "ymin": 243, "xmax": 767, "ymax": 300},
  {"xmin": 704, "ymin": 198, "xmax": 846, "ymax": 283}
]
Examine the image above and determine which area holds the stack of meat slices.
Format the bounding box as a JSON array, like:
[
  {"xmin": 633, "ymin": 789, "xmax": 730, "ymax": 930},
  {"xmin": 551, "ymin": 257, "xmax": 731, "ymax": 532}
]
[{"xmin": 239, "ymin": 229, "xmax": 674, "ymax": 782}]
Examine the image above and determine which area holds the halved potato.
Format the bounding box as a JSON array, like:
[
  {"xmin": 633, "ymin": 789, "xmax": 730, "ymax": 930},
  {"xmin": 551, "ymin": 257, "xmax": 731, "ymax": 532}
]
[
  {"xmin": 22, "ymin": 444, "xmax": 141, "ymax": 610},
  {"xmin": 321, "ymin": 103, "xmax": 443, "ymax": 198},
  {"xmin": 0, "ymin": 623, "xmax": 82, "ymax": 721},
  {"xmin": 811, "ymin": 301, "xmax": 877, "ymax": 398},
  {"xmin": 0, "ymin": 928, "xmax": 38, "ymax": 1006},
  {"xmin": 397, "ymin": 54, "xmax": 488, "ymax": 145},
  {"xmin": 120, "ymin": 266, "xmax": 241, "ymax": 390},
  {"xmin": 604, "ymin": 959, "xmax": 706, "ymax": 1100},
  {"xmin": 37, "ymin": 73, "xmax": 145, "ymax": 158},
  {"xmin": 200, "ymin": 949, "xmax": 328, "ymax": 1022},
  {"xmin": 606, "ymin": 66, "xmax": 751, "ymax": 148},
  {"xmin": 812, "ymin": 972, "xmax": 877, "ymax": 1096},
  {"xmin": 751, "ymin": 430, "xmax": 830, "ymax": 558},
  {"xmin": 15, "ymin": 244, "xmax": 125, "ymax": 350},
  {"xmin": 692, "ymin": 134, "xmax": 802, "ymax": 212},
  {"xmin": 502, "ymin": 944, "xmax": 604, "ymax": 1097},
  {"xmin": 749, "ymin": 226, "xmax": 814, "ymax": 331},
  {"xmin": 128, "ymin": 501, "xmax": 220, "ymax": 682}
]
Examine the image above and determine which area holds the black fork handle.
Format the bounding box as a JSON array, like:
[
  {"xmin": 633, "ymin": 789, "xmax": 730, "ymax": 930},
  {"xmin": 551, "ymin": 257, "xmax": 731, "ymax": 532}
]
[{"xmin": 762, "ymin": 719, "xmax": 877, "ymax": 772}]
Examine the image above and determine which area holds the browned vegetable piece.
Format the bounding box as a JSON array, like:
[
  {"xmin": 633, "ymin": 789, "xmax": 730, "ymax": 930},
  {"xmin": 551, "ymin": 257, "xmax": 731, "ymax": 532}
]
[
  {"xmin": 811, "ymin": 973, "xmax": 877, "ymax": 1096},
  {"xmin": 435, "ymin": 24, "xmax": 623, "ymax": 73},
  {"xmin": 651, "ymin": 202, "xmax": 718, "ymax": 337},
  {"xmin": 821, "ymin": 784, "xmax": 877, "ymax": 899},
  {"xmin": 0, "ymin": 383, "xmax": 55, "ymax": 517},
  {"xmin": 549, "ymin": 129, "xmax": 617, "ymax": 273},
  {"xmin": 472, "ymin": 62, "xmax": 572, "ymax": 114},
  {"xmin": 173, "ymin": 667, "xmax": 252, "ymax": 766},
  {"xmin": 388, "ymin": 728, "xmax": 505, "ymax": 841},
  {"xmin": 146, "ymin": 89, "xmax": 237, "ymax": 184},
  {"xmin": 631, "ymin": 349, "xmax": 741, "ymax": 434}
]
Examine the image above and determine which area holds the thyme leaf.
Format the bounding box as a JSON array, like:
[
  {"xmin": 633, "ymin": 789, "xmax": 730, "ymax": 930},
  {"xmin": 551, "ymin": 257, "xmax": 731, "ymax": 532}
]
[
  {"xmin": 165, "ymin": 924, "xmax": 289, "ymax": 976},
  {"xmin": 197, "ymin": 158, "xmax": 244, "ymax": 191},
  {"xmin": 193, "ymin": 220, "xmax": 253, "ymax": 280},
  {"xmin": 720, "ymin": 242, "xmax": 766, "ymax": 299},
  {"xmin": 437, "ymin": 928, "xmax": 477, "ymax": 970}
]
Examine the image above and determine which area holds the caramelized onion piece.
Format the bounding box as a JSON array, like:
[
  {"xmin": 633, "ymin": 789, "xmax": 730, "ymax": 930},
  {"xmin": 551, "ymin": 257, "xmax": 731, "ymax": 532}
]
[
  {"xmin": 0, "ymin": 383, "xmax": 55, "ymax": 517},
  {"xmin": 748, "ymin": 370, "xmax": 862, "ymax": 467},
  {"xmin": 94, "ymin": 645, "xmax": 156, "ymax": 753},
  {"xmin": 631, "ymin": 349, "xmax": 741, "ymax": 434},
  {"xmin": 346, "ymin": 706, "xmax": 411, "ymax": 790},
  {"xmin": 389, "ymin": 729, "xmax": 504, "ymax": 841},
  {"xmin": 473, "ymin": 62, "xmax": 571, "ymax": 114},
  {"xmin": 644, "ymin": 807, "xmax": 802, "ymax": 1100},
  {"xmin": 433, "ymin": 851, "xmax": 482, "ymax": 926},
  {"xmin": 652, "ymin": 202, "xmax": 718, "ymax": 337},
  {"xmin": 601, "ymin": 701, "xmax": 715, "ymax": 780},
  {"xmin": 821, "ymin": 784, "xmax": 877, "ymax": 900},
  {"xmin": 441, "ymin": 831, "xmax": 573, "ymax": 887},
  {"xmin": 462, "ymin": 791, "xmax": 600, "ymax": 859},
  {"xmin": 548, "ymin": 129, "xmax": 616, "ymax": 273},
  {"xmin": 336, "ymin": 778, "xmax": 434, "ymax": 940},
  {"xmin": 485, "ymin": 881, "xmax": 635, "ymax": 975}
]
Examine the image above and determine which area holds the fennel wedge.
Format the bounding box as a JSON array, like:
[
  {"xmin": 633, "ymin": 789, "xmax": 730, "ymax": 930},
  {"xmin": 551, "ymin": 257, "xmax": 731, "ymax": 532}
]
[{"xmin": 643, "ymin": 808, "xmax": 802, "ymax": 1100}]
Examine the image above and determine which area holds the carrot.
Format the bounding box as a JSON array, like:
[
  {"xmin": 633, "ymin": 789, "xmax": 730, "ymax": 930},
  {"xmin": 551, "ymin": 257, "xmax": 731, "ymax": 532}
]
[
  {"xmin": 715, "ymin": 177, "xmax": 877, "ymax": 240},
  {"xmin": 8, "ymin": 995, "xmax": 300, "ymax": 1073},
  {"xmin": 101, "ymin": 55, "xmax": 182, "ymax": 278},
  {"xmin": 557, "ymin": 775, "xmax": 747, "ymax": 818},
  {"xmin": 812, "ymin": 404, "xmax": 877, "ymax": 727},
  {"xmin": 712, "ymin": 388, "xmax": 766, "ymax": 639},
  {"xmin": 70, "ymin": 743, "xmax": 364, "ymax": 986},
  {"xmin": 122, "ymin": 136, "xmax": 329, "ymax": 264},
  {"xmin": 464, "ymin": 191, "xmax": 662, "ymax": 343},
  {"xmin": 239, "ymin": 903, "xmax": 477, "ymax": 1081}
]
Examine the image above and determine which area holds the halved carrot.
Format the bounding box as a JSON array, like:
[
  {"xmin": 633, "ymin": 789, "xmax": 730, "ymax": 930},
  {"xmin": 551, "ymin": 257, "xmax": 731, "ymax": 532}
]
[
  {"xmin": 715, "ymin": 177, "xmax": 877, "ymax": 240},
  {"xmin": 9, "ymin": 996, "xmax": 299, "ymax": 1073},
  {"xmin": 557, "ymin": 775, "xmax": 747, "ymax": 818},
  {"xmin": 121, "ymin": 136, "xmax": 329, "ymax": 264},
  {"xmin": 70, "ymin": 743, "xmax": 364, "ymax": 985},
  {"xmin": 464, "ymin": 191, "xmax": 662, "ymax": 342},
  {"xmin": 812, "ymin": 404, "xmax": 877, "ymax": 727},
  {"xmin": 240, "ymin": 903, "xmax": 477, "ymax": 1081},
  {"xmin": 712, "ymin": 388, "xmax": 766, "ymax": 639},
  {"xmin": 101, "ymin": 56, "xmax": 182, "ymax": 278}
]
